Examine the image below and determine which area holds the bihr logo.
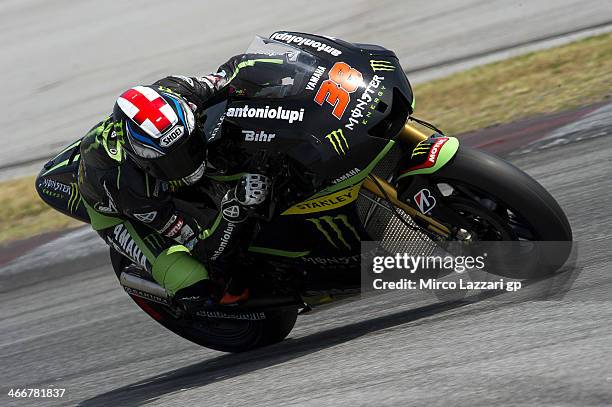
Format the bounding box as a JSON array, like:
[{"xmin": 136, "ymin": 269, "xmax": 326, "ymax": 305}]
[{"xmin": 242, "ymin": 130, "xmax": 276, "ymax": 142}]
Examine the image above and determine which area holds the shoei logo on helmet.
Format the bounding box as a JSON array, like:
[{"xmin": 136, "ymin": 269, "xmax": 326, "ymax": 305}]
[
  {"xmin": 117, "ymin": 86, "xmax": 178, "ymax": 138},
  {"xmin": 159, "ymin": 125, "xmax": 185, "ymax": 147}
]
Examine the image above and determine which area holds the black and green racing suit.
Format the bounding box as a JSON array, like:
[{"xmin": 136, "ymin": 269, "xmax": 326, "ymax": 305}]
[{"xmin": 77, "ymin": 55, "xmax": 279, "ymax": 301}]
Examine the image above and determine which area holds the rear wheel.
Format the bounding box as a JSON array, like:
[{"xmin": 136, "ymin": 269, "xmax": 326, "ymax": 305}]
[{"xmin": 110, "ymin": 250, "xmax": 298, "ymax": 353}]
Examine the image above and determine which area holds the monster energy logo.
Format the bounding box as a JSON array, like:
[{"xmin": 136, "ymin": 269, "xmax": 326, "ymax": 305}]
[
  {"xmin": 143, "ymin": 233, "xmax": 167, "ymax": 251},
  {"xmin": 411, "ymin": 140, "xmax": 431, "ymax": 158},
  {"xmin": 326, "ymin": 129, "xmax": 349, "ymax": 156},
  {"xmin": 67, "ymin": 182, "xmax": 81, "ymax": 213},
  {"xmin": 370, "ymin": 60, "xmax": 396, "ymax": 72},
  {"xmin": 307, "ymin": 215, "xmax": 360, "ymax": 249}
]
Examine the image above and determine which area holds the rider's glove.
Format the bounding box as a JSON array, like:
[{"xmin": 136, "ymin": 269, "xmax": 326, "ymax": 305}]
[
  {"xmin": 220, "ymin": 174, "xmax": 270, "ymax": 223},
  {"xmin": 236, "ymin": 174, "xmax": 270, "ymax": 206}
]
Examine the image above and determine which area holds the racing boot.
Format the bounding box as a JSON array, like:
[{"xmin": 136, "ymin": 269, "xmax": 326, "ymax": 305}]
[{"xmin": 174, "ymin": 279, "xmax": 219, "ymax": 313}]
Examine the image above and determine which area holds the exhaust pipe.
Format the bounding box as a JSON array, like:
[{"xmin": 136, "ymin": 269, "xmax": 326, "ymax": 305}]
[{"xmin": 119, "ymin": 272, "xmax": 170, "ymax": 305}]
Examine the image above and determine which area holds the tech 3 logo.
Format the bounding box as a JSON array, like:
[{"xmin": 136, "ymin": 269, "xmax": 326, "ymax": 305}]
[
  {"xmin": 325, "ymin": 128, "xmax": 349, "ymax": 156},
  {"xmin": 306, "ymin": 214, "xmax": 360, "ymax": 250}
]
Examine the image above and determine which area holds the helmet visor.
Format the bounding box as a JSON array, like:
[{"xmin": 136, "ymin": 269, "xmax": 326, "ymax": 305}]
[{"xmin": 134, "ymin": 130, "xmax": 206, "ymax": 182}]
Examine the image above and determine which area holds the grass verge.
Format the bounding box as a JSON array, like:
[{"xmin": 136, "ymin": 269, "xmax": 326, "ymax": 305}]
[
  {"xmin": 1, "ymin": 32, "xmax": 611, "ymax": 245},
  {"xmin": 0, "ymin": 176, "xmax": 82, "ymax": 245},
  {"xmin": 413, "ymin": 32, "xmax": 612, "ymax": 134}
]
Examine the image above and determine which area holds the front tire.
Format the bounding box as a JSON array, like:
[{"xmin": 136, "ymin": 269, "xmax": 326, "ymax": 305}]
[{"xmin": 400, "ymin": 146, "xmax": 573, "ymax": 278}]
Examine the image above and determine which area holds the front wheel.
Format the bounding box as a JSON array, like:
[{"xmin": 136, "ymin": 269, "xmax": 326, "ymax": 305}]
[
  {"xmin": 399, "ymin": 146, "xmax": 572, "ymax": 277},
  {"xmin": 110, "ymin": 250, "xmax": 298, "ymax": 353}
]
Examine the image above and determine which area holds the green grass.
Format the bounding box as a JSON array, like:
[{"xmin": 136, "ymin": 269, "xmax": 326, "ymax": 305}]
[
  {"xmin": 413, "ymin": 32, "xmax": 612, "ymax": 134},
  {"xmin": 1, "ymin": 32, "xmax": 612, "ymax": 245},
  {"xmin": 0, "ymin": 176, "xmax": 82, "ymax": 244}
]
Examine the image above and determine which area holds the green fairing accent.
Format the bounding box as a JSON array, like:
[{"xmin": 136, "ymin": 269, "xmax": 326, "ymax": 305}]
[
  {"xmin": 152, "ymin": 246, "xmax": 209, "ymax": 296},
  {"xmin": 397, "ymin": 137, "xmax": 460, "ymax": 179},
  {"xmin": 41, "ymin": 159, "xmax": 69, "ymax": 176},
  {"xmin": 41, "ymin": 151, "xmax": 79, "ymax": 177},
  {"xmin": 199, "ymin": 212, "xmax": 223, "ymax": 239},
  {"xmin": 58, "ymin": 139, "xmax": 82, "ymax": 156},
  {"xmin": 248, "ymin": 246, "xmax": 310, "ymax": 257},
  {"xmin": 204, "ymin": 173, "xmax": 247, "ymax": 182},
  {"xmin": 228, "ymin": 59, "xmax": 284, "ymax": 83},
  {"xmin": 311, "ymin": 140, "xmax": 395, "ymax": 198},
  {"xmin": 124, "ymin": 221, "xmax": 156, "ymax": 262},
  {"xmin": 82, "ymin": 200, "xmax": 123, "ymax": 231}
]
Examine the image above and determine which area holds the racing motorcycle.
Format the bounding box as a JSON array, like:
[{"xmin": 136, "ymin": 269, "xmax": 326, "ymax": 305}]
[{"xmin": 36, "ymin": 32, "xmax": 572, "ymax": 352}]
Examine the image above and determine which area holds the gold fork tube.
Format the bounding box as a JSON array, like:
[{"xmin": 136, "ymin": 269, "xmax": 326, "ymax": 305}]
[
  {"xmin": 361, "ymin": 175, "xmax": 451, "ymax": 238},
  {"xmin": 397, "ymin": 122, "xmax": 431, "ymax": 146}
]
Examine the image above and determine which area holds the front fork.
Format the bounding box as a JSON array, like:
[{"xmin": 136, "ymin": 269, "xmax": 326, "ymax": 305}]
[
  {"xmin": 360, "ymin": 122, "xmax": 455, "ymax": 239},
  {"xmin": 397, "ymin": 121, "xmax": 432, "ymax": 145}
]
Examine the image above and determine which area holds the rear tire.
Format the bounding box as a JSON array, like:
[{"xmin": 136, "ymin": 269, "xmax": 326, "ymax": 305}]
[{"xmin": 110, "ymin": 250, "xmax": 298, "ymax": 353}]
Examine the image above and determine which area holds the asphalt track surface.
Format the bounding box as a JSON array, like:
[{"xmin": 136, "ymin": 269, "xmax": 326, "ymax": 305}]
[{"xmin": 2, "ymin": 0, "xmax": 612, "ymax": 179}]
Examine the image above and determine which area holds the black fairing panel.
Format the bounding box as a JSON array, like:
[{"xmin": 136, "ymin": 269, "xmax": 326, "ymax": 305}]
[{"xmin": 202, "ymin": 31, "xmax": 414, "ymax": 197}]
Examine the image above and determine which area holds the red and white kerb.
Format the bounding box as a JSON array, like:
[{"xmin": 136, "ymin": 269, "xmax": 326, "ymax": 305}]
[{"xmin": 116, "ymin": 86, "xmax": 178, "ymax": 138}]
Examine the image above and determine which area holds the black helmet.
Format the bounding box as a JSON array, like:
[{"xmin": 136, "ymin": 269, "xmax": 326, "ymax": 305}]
[{"xmin": 113, "ymin": 86, "xmax": 206, "ymax": 184}]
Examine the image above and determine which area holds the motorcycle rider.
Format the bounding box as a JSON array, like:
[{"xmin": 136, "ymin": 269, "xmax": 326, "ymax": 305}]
[{"xmin": 77, "ymin": 55, "xmax": 281, "ymax": 309}]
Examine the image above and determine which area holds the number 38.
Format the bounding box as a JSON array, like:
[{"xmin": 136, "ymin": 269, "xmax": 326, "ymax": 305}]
[{"xmin": 314, "ymin": 62, "xmax": 363, "ymax": 119}]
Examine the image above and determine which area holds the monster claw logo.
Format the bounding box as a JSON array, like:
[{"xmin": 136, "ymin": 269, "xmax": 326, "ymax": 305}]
[
  {"xmin": 67, "ymin": 182, "xmax": 82, "ymax": 213},
  {"xmin": 370, "ymin": 60, "xmax": 396, "ymax": 72},
  {"xmin": 411, "ymin": 139, "xmax": 432, "ymax": 158},
  {"xmin": 325, "ymin": 128, "xmax": 349, "ymax": 156},
  {"xmin": 307, "ymin": 214, "xmax": 360, "ymax": 249}
]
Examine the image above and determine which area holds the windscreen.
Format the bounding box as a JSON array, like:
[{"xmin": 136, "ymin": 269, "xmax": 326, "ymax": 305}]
[{"xmin": 228, "ymin": 36, "xmax": 320, "ymax": 99}]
